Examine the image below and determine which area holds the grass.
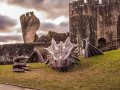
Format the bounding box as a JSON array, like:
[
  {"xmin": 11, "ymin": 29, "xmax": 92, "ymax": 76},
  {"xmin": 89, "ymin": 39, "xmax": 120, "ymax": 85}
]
[{"xmin": 0, "ymin": 49, "xmax": 120, "ymax": 90}]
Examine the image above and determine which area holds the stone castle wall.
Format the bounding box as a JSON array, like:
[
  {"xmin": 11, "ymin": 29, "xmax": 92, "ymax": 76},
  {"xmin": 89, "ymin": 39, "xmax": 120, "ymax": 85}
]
[
  {"xmin": 0, "ymin": 42, "xmax": 48, "ymax": 64},
  {"xmin": 69, "ymin": 0, "xmax": 120, "ymax": 48}
]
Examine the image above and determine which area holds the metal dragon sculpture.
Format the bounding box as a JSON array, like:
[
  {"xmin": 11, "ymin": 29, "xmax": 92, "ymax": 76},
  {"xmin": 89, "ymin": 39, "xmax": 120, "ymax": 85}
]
[{"xmin": 45, "ymin": 37, "xmax": 80, "ymax": 71}]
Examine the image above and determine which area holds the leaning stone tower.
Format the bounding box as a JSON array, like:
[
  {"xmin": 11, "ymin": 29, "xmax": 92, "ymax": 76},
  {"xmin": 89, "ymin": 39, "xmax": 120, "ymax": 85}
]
[
  {"xmin": 20, "ymin": 12, "xmax": 40, "ymax": 43},
  {"xmin": 69, "ymin": 0, "xmax": 120, "ymax": 48}
]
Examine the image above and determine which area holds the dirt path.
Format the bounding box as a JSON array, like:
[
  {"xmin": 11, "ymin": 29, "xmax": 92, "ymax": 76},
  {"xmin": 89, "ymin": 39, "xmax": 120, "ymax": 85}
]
[{"xmin": 0, "ymin": 84, "xmax": 34, "ymax": 90}]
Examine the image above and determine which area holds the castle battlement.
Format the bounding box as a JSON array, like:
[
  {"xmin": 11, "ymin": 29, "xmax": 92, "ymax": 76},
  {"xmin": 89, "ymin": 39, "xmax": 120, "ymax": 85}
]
[{"xmin": 70, "ymin": 0, "xmax": 120, "ymax": 5}]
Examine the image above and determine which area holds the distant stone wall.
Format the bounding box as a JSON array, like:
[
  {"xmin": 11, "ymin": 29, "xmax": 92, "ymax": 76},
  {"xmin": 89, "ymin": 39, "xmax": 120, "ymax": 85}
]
[{"xmin": 0, "ymin": 42, "xmax": 48, "ymax": 64}]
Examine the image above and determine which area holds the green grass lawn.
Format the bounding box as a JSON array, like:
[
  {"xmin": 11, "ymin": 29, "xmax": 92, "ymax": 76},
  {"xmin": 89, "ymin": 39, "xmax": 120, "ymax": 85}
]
[{"xmin": 0, "ymin": 49, "xmax": 120, "ymax": 90}]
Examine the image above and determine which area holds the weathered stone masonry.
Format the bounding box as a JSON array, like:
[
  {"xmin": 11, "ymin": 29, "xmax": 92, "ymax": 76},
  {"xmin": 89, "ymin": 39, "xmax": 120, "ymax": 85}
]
[
  {"xmin": 0, "ymin": 42, "xmax": 48, "ymax": 64},
  {"xmin": 69, "ymin": 0, "xmax": 120, "ymax": 48}
]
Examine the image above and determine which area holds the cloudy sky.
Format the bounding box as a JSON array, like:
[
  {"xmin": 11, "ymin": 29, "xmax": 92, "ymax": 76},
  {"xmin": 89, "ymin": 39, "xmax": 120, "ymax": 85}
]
[{"xmin": 0, "ymin": 0, "xmax": 75, "ymax": 44}]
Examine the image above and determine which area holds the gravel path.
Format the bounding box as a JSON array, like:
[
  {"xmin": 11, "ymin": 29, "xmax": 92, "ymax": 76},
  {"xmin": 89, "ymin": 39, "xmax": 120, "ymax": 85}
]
[{"xmin": 0, "ymin": 84, "xmax": 34, "ymax": 90}]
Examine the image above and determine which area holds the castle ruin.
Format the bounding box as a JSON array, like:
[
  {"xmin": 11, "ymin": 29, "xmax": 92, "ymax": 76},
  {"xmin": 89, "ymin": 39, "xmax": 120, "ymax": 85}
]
[
  {"xmin": 69, "ymin": 0, "xmax": 120, "ymax": 48},
  {"xmin": 1, "ymin": 0, "xmax": 120, "ymax": 64}
]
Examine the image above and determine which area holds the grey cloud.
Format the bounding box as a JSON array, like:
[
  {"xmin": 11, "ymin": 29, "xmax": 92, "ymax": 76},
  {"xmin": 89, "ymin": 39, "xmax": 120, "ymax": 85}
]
[
  {"xmin": 0, "ymin": 35, "xmax": 23, "ymax": 42},
  {"xmin": 0, "ymin": 15, "xmax": 17, "ymax": 32},
  {"xmin": 39, "ymin": 21, "xmax": 69, "ymax": 33},
  {"xmin": 40, "ymin": 22, "xmax": 56, "ymax": 31},
  {"xmin": 60, "ymin": 22, "xmax": 69, "ymax": 27},
  {"xmin": 6, "ymin": 0, "xmax": 74, "ymax": 18},
  {"xmin": 7, "ymin": 0, "xmax": 44, "ymax": 8}
]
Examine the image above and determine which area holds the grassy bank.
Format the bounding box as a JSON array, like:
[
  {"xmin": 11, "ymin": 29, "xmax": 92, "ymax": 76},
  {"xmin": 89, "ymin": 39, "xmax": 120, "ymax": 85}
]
[{"xmin": 0, "ymin": 49, "xmax": 120, "ymax": 90}]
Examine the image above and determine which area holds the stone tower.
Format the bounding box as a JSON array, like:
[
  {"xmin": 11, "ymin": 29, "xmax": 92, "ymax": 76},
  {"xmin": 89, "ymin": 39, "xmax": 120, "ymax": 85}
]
[
  {"xmin": 20, "ymin": 12, "xmax": 40, "ymax": 43},
  {"xmin": 69, "ymin": 0, "xmax": 120, "ymax": 48}
]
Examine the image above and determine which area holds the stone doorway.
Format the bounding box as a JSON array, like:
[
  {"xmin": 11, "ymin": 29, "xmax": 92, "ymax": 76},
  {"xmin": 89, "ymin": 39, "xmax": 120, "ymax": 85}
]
[{"xmin": 98, "ymin": 38, "xmax": 106, "ymax": 48}]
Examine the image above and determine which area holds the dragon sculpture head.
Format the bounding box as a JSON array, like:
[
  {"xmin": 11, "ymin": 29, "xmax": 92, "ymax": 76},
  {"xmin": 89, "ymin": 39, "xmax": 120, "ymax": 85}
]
[{"xmin": 45, "ymin": 37, "xmax": 80, "ymax": 71}]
